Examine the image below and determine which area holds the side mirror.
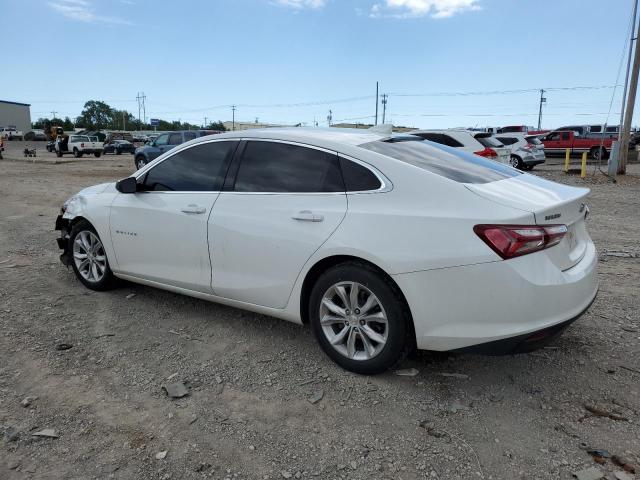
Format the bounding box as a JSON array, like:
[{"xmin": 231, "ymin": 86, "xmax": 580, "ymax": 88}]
[{"xmin": 116, "ymin": 176, "xmax": 138, "ymax": 194}]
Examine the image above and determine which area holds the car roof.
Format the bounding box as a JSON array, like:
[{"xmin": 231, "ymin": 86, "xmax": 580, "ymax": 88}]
[{"xmin": 193, "ymin": 127, "xmax": 392, "ymax": 148}]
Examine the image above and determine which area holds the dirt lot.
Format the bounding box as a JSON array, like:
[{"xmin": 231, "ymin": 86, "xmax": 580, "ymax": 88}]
[{"xmin": 1, "ymin": 152, "xmax": 639, "ymax": 480}]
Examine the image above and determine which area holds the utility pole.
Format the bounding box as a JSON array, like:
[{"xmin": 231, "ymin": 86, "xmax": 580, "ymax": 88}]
[
  {"xmin": 123, "ymin": 111, "xmax": 126, "ymax": 131},
  {"xmin": 204, "ymin": 116, "xmax": 208, "ymax": 129},
  {"xmin": 619, "ymin": 2, "xmax": 640, "ymax": 174},
  {"xmin": 375, "ymin": 81, "xmax": 379, "ymax": 126},
  {"xmin": 537, "ymin": 89, "xmax": 546, "ymax": 130},
  {"xmin": 141, "ymin": 92, "xmax": 146, "ymax": 125},
  {"xmin": 327, "ymin": 109, "xmax": 332, "ymax": 126},
  {"xmin": 231, "ymin": 105, "xmax": 236, "ymax": 131},
  {"xmin": 51, "ymin": 110, "xmax": 58, "ymax": 120},
  {"xmin": 381, "ymin": 94, "xmax": 388, "ymax": 124},
  {"xmin": 136, "ymin": 92, "xmax": 142, "ymax": 131},
  {"xmin": 620, "ymin": 0, "xmax": 639, "ymax": 132}
]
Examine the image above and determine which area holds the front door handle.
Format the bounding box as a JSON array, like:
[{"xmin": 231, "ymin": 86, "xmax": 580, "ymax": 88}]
[
  {"xmin": 292, "ymin": 210, "xmax": 324, "ymax": 222},
  {"xmin": 181, "ymin": 204, "xmax": 207, "ymax": 214}
]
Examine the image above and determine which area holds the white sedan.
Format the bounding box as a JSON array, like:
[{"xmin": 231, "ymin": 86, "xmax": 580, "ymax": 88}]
[{"xmin": 55, "ymin": 127, "xmax": 598, "ymax": 374}]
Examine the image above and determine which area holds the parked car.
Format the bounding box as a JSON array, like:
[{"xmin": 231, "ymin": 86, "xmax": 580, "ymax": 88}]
[
  {"xmin": 541, "ymin": 130, "xmax": 614, "ymax": 160},
  {"xmin": 0, "ymin": 137, "xmax": 4, "ymax": 158},
  {"xmin": 556, "ymin": 124, "xmax": 619, "ymax": 139},
  {"xmin": 411, "ymin": 130, "xmax": 511, "ymax": 163},
  {"xmin": 24, "ymin": 129, "xmax": 47, "ymax": 141},
  {"xmin": 55, "ymin": 127, "xmax": 598, "ymax": 374},
  {"xmin": 133, "ymin": 130, "xmax": 220, "ymax": 169},
  {"xmin": 1, "ymin": 126, "xmax": 24, "ymax": 140},
  {"xmin": 103, "ymin": 139, "xmax": 136, "ymax": 155},
  {"xmin": 55, "ymin": 134, "xmax": 104, "ymax": 158},
  {"xmin": 494, "ymin": 133, "xmax": 546, "ymax": 170}
]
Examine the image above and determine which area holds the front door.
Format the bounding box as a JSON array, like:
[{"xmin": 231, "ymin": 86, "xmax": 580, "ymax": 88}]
[
  {"xmin": 110, "ymin": 140, "xmax": 237, "ymax": 292},
  {"xmin": 209, "ymin": 140, "xmax": 347, "ymax": 309}
]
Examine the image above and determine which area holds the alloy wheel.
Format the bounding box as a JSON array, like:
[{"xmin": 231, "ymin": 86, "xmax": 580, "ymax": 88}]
[
  {"xmin": 72, "ymin": 230, "xmax": 107, "ymax": 283},
  {"xmin": 319, "ymin": 281, "xmax": 388, "ymax": 361}
]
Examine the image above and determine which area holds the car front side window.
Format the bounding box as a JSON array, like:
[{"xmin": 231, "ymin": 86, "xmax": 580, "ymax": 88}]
[
  {"xmin": 142, "ymin": 141, "xmax": 236, "ymax": 192},
  {"xmin": 154, "ymin": 134, "xmax": 169, "ymax": 146}
]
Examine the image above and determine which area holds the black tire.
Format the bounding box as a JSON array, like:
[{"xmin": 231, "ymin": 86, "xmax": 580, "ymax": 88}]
[
  {"xmin": 309, "ymin": 262, "xmax": 413, "ymax": 375},
  {"xmin": 510, "ymin": 155, "xmax": 523, "ymax": 170},
  {"xmin": 94, "ymin": 152, "xmax": 101, "ymax": 158},
  {"xmin": 56, "ymin": 149, "xmax": 63, "ymax": 158},
  {"xmin": 73, "ymin": 147, "xmax": 81, "ymax": 158},
  {"xmin": 68, "ymin": 220, "xmax": 117, "ymax": 291},
  {"xmin": 135, "ymin": 156, "xmax": 146, "ymax": 169},
  {"xmin": 524, "ymin": 164, "xmax": 534, "ymax": 171},
  {"xmin": 590, "ymin": 146, "xmax": 606, "ymax": 161}
]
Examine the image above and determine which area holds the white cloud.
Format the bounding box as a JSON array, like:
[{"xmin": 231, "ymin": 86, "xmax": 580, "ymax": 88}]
[
  {"xmin": 371, "ymin": 0, "xmax": 481, "ymax": 18},
  {"xmin": 272, "ymin": 0, "xmax": 327, "ymax": 9},
  {"xmin": 47, "ymin": 0, "xmax": 132, "ymax": 25}
]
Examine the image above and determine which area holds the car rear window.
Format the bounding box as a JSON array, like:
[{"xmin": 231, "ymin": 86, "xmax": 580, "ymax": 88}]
[
  {"xmin": 475, "ymin": 134, "xmax": 504, "ymax": 148},
  {"xmin": 496, "ymin": 136, "xmax": 518, "ymax": 146},
  {"xmin": 525, "ymin": 136, "xmax": 542, "ymax": 145},
  {"xmin": 412, "ymin": 132, "xmax": 464, "ymax": 148},
  {"xmin": 361, "ymin": 137, "xmax": 520, "ymax": 184}
]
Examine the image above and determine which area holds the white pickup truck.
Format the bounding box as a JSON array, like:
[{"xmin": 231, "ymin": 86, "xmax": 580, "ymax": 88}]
[
  {"xmin": 55, "ymin": 135, "xmax": 104, "ymax": 158},
  {"xmin": 1, "ymin": 126, "xmax": 24, "ymax": 140}
]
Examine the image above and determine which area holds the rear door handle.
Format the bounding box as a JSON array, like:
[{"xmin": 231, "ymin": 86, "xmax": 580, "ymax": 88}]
[
  {"xmin": 181, "ymin": 204, "xmax": 207, "ymax": 214},
  {"xmin": 292, "ymin": 210, "xmax": 324, "ymax": 222}
]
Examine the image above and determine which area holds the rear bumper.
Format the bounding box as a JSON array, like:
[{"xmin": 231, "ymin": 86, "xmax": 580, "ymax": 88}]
[
  {"xmin": 55, "ymin": 215, "xmax": 71, "ymax": 266},
  {"xmin": 393, "ymin": 240, "xmax": 598, "ymax": 352}
]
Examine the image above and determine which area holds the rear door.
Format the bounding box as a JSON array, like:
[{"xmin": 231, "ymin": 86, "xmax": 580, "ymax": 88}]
[{"xmin": 208, "ymin": 140, "xmax": 347, "ymax": 308}]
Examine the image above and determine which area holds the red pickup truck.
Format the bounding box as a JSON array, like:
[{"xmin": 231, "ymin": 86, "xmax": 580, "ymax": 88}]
[{"xmin": 541, "ymin": 130, "xmax": 614, "ymax": 160}]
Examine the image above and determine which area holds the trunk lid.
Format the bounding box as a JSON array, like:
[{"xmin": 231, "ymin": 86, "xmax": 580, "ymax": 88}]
[{"xmin": 465, "ymin": 174, "xmax": 590, "ymax": 270}]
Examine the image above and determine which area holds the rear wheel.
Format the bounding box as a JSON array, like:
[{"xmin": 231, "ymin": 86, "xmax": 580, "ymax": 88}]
[
  {"xmin": 115, "ymin": 149, "xmax": 121, "ymax": 155},
  {"xmin": 510, "ymin": 155, "xmax": 523, "ymax": 170},
  {"xmin": 135, "ymin": 156, "xmax": 146, "ymax": 169},
  {"xmin": 94, "ymin": 152, "xmax": 101, "ymax": 158},
  {"xmin": 73, "ymin": 147, "xmax": 82, "ymax": 158},
  {"xmin": 69, "ymin": 220, "xmax": 117, "ymax": 291},
  {"xmin": 309, "ymin": 262, "xmax": 412, "ymax": 374}
]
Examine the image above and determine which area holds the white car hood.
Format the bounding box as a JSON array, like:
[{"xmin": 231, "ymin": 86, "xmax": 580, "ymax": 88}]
[{"xmin": 77, "ymin": 182, "xmax": 117, "ymax": 195}]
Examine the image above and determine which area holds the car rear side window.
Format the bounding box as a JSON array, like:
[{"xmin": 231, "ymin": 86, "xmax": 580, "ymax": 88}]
[
  {"xmin": 143, "ymin": 141, "xmax": 235, "ymax": 191},
  {"xmin": 475, "ymin": 135, "xmax": 504, "ymax": 148},
  {"xmin": 526, "ymin": 136, "xmax": 542, "ymax": 145},
  {"xmin": 184, "ymin": 132, "xmax": 197, "ymax": 141},
  {"xmin": 361, "ymin": 138, "xmax": 519, "ymax": 184},
  {"xmin": 496, "ymin": 137, "xmax": 518, "ymax": 146},
  {"xmin": 168, "ymin": 133, "xmax": 182, "ymax": 145},
  {"xmin": 339, "ymin": 157, "xmax": 381, "ymax": 191},
  {"xmin": 234, "ymin": 141, "xmax": 344, "ymax": 193}
]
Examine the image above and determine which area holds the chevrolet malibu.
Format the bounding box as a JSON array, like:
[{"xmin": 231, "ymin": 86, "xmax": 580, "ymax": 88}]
[{"xmin": 55, "ymin": 128, "xmax": 598, "ymax": 374}]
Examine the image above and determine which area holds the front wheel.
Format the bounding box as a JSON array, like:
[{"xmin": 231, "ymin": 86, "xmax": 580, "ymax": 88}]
[
  {"xmin": 309, "ymin": 262, "xmax": 413, "ymax": 374},
  {"xmin": 73, "ymin": 147, "xmax": 82, "ymax": 158},
  {"xmin": 590, "ymin": 147, "xmax": 606, "ymax": 161},
  {"xmin": 135, "ymin": 156, "xmax": 146, "ymax": 169},
  {"xmin": 94, "ymin": 152, "xmax": 101, "ymax": 158},
  {"xmin": 69, "ymin": 220, "xmax": 117, "ymax": 291}
]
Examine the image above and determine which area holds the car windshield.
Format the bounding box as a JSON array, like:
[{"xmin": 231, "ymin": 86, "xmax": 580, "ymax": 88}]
[
  {"xmin": 475, "ymin": 134, "xmax": 504, "ymax": 148},
  {"xmin": 361, "ymin": 137, "xmax": 520, "ymax": 184}
]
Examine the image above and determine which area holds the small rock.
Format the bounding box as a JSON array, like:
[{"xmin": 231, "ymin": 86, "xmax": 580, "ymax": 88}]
[
  {"xmin": 350, "ymin": 461, "xmax": 357, "ymax": 470},
  {"xmin": 126, "ymin": 293, "xmax": 136, "ymax": 299},
  {"xmin": 282, "ymin": 471, "xmax": 292, "ymax": 479},
  {"xmin": 4, "ymin": 427, "xmax": 19, "ymax": 443},
  {"xmin": 195, "ymin": 462, "xmax": 211, "ymax": 472},
  {"xmin": 155, "ymin": 450, "xmax": 168, "ymax": 460},
  {"xmin": 573, "ymin": 467, "xmax": 604, "ymax": 480},
  {"xmin": 248, "ymin": 445, "xmax": 255, "ymax": 451},
  {"xmin": 163, "ymin": 382, "xmax": 189, "ymax": 399},
  {"xmin": 32, "ymin": 429, "xmax": 58, "ymax": 438},
  {"xmin": 308, "ymin": 390, "xmax": 324, "ymax": 404},
  {"xmin": 215, "ymin": 376, "xmax": 223, "ymax": 384},
  {"xmin": 395, "ymin": 368, "xmax": 419, "ymax": 377},
  {"xmin": 21, "ymin": 396, "xmax": 37, "ymax": 408},
  {"xmin": 56, "ymin": 343, "xmax": 73, "ymax": 351},
  {"xmin": 614, "ymin": 472, "xmax": 634, "ymax": 480}
]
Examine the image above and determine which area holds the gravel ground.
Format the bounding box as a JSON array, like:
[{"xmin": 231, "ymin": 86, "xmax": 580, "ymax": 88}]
[{"xmin": 0, "ymin": 155, "xmax": 639, "ymax": 480}]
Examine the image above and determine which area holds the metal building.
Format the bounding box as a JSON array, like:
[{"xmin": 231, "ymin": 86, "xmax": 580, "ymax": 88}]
[{"xmin": 0, "ymin": 100, "xmax": 32, "ymax": 134}]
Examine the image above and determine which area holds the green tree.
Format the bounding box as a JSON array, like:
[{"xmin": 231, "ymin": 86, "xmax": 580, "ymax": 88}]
[
  {"xmin": 77, "ymin": 100, "xmax": 114, "ymax": 130},
  {"xmin": 206, "ymin": 120, "xmax": 226, "ymax": 131},
  {"xmin": 62, "ymin": 117, "xmax": 75, "ymax": 131}
]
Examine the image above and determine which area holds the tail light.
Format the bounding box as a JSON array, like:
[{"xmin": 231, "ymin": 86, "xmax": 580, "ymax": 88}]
[
  {"xmin": 523, "ymin": 143, "xmax": 535, "ymax": 150},
  {"xmin": 474, "ymin": 224, "xmax": 567, "ymax": 259},
  {"xmin": 474, "ymin": 147, "xmax": 498, "ymax": 158}
]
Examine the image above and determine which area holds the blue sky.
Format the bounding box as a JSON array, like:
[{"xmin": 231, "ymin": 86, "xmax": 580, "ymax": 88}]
[{"xmin": 2, "ymin": 0, "xmax": 636, "ymax": 129}]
